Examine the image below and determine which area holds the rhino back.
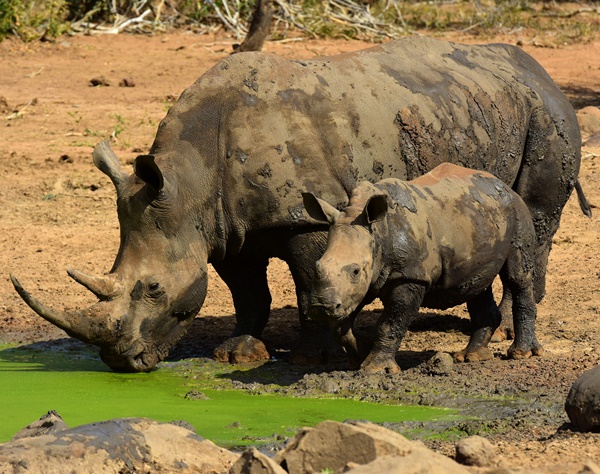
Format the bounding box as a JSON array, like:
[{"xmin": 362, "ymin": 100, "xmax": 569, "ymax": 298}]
[
  {"xmin": 375, "ymin": 169, "xmax": 518, "ymax": 297},
  {"xmin": 148, "ymin": 37, "xmax": 564, "ymax": 245}
]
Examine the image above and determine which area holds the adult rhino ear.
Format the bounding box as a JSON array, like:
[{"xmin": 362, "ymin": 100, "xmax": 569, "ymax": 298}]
[
  {"xmin": 361, "ymin": 193, "xmax": 388, "ymax": 224},
  {"xmin": 134, "ymin": 154, "xmax": 164, "ymax": 192},
  {"xmin": 302, "ymin": 192, "xmax": 340, "ymax": 224}
]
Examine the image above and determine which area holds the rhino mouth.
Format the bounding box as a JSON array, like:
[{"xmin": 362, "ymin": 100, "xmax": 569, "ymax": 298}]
[
  {"xmin": 103, "ymin": 309, "xmax": 199, "ymax": 372},
  {"xmin": 100, "ymin": 344, "xmax": 161, "ymax": 373},
  {"xmin": 308, "ymin": 300, "xmax": 349, "ymax": 322}
]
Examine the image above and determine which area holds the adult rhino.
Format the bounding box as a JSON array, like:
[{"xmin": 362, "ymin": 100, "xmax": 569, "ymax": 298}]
[{"xmin": 11, "ymin": 37, "xmax": 588, "ymax": 372}]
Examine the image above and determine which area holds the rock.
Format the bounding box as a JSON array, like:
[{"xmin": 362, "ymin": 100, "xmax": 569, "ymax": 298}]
[
  {"xmin": 0, "ymin": 418, "xmax": 239, "ymax": 473},
  {"xmin": 344, "ymin": 453, "xmax": 470, "ymax": 474},
  {"xmin": 230, "ymin": 447, "xmax": 287, "ymax": 474},
  {"xmin": 214, "ymin": 335, "xmax": 270, "ymax": 363},
  {"xmin": 583, "ymin": 131, "xmax": 600, "ymax": 148},
  {"xmin": 581, "ymin": 459, "xmax": 600, "ymax": 474},
  {"xmin": 273, "ymin": 420, "xmax": 468, "ymax": 474},
  {"xmin": 425, "ymin": 351, "xmax": 454, "ymax": 375},
  {"xmin": 565, "ymin": 365, "xmax": 600, "ymax": 431},
  {"xmin": 11, "ymin": 410, "xmax": 68, "ymax": 440},
  {"xmin": 455, "ymin": 435, "xmax": 496, "ymax": 467},
  {"xmin": 577, "ymin": 106, "xmax": 600, "ymax": 136}
]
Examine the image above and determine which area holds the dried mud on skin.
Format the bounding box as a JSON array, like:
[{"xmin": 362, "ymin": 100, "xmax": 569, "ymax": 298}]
[{"xmin": 0, "ymin": 33, "xmax": 599, "ymax": 472}]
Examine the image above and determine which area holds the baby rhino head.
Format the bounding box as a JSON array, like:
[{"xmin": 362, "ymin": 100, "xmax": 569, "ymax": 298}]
[{"xmin": 302, "ymin": 183, "xmax": 388, "ymax": 324}]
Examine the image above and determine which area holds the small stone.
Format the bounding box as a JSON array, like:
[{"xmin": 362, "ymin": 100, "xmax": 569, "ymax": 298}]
[
  {"xmin": 184, "ymin": 390, "xmax": 210, "ymax": 400},
  {"xmin": 565, "ymin": 365, "xmax": 600, "ymax": 431},
  {"xmin": 425, "ymin": 351, "xmax": 454, "ymax": 376},
  {"xmin": 321, "ymin": 379, "xmax": 340, "ymax": 394},
  {"xmin": 90, "ymin": 76, "xmax": 110, "ymax": 87},
  {"xmin": 119, "ymin": 77, "xmax": 135, "ymax": 87},
  {"xmin": 455, "ymin": 435, "xmax": 496, "ymax": 467}
]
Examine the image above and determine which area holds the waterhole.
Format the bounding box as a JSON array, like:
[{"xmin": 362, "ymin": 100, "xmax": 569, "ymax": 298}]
[{"xmin": 0, "ymin": 342, "xmax": 457, "ymax": 448}]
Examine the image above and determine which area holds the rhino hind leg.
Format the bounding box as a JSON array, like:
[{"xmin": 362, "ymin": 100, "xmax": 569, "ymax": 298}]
[
  {"xmin": 501, "ymin": 210, "xmax": 544, "ymax": 360},
  {"xmin": 454, "ymin": 286, "xmax": 500, "ymax": 363},
  {"xmin": 512, "ymin": 104, "xmax": 581, "ymax": 305},
  {"xmin": 212, "ymin": 257, "xmax": 272, "ymax": 363}
]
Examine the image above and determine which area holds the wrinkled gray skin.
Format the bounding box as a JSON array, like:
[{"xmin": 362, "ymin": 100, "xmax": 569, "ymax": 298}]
[
  {"xmin": 304, "ymin": 163, "xmax": 544, "ymax": 373},
  {"xmin": 12, "ymin": 37, "xmax": 583, "ymax": 372}
]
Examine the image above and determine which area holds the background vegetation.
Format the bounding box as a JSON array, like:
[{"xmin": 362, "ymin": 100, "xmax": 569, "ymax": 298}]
[{"xmin": 0, "ymin": 0, "xmax": 598, "ymax": 43}]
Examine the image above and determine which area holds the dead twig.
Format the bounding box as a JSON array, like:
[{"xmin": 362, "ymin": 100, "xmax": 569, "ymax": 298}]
[{"xmin": 6, "ymin": 98, "xmax": 37, "ymax": 120}]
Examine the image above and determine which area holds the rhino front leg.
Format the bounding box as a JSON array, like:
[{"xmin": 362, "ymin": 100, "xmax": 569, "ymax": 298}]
[
  {"xmin": 493, "ymin": 287, "xmax": 515, "ymax": 342},
  {"xmin": 212, "ymin": 257, "xmax": 272, "ymax": 363},
  {"xmin": 454, "ymin": 286, "xmax": 501, "ymax": 363},
  {"xmin": 282, "ymin": 231, "xmax": 346, "ymax": 365},
  {"xmin": 361, "ymin": 282, "xmax": 426, "ymax": 374}
]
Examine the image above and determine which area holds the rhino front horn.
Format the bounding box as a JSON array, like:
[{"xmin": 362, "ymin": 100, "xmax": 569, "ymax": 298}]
[
  {"xmin": 67, "ymin": 268, "xmax": 124, "ymax": 301},
  {"xmin": 10, "ymin": 274, "xmax": 114, "ymax": 345}
]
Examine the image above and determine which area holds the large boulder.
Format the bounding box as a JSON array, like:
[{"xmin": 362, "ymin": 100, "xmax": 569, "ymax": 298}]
[
  {"xmin": 565, "ymin": 365, "xmax": 600, "ymax": 431},
  {"xmin": 0, "ymin": 417, "xmax": 238, "ymax": 473},
  {"xmin": 272, "ymin": 420, "xmax": 469, "ymax": 474}
]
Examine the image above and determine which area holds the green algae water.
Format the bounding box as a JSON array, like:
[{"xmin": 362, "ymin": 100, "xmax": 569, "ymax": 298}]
[{"xmin": 0, "ymin": 344, "xmax": 456, "ymax": 448}]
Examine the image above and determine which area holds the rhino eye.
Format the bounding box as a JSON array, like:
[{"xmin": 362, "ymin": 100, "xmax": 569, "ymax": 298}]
[
  {"xmin": 347, "ymin": 264, "xmax": 360, "ymax": 279},
  {"xmin": 149, "ymin": 282, "xmax": 160, "ymax": 291}
]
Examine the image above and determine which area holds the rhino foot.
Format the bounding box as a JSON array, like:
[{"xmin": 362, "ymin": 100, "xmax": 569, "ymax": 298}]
[
  {"xmin": 453, "ymin": 347, "xmax": 494, "ymax": 363},
  {"xmin": 491, "ymin": 325, "xmax": 515, "ymax": 343},
  {"xmin": 288, "ymin": 342, "xmax": 347, "ymax": 366},
  {"xmin": 288, "ymin": 323, "xmax": 347, "ymax": 366},
  {"xmin": 359, "ymin": 353, "xmax": 401, "ymax": 374},
  {"xmin": 213, "ymin": 335, "xmax": 270, "ymax": 364},
  {"xmin": 507, "ymin": 342, "xmax": 544, "ymax": 360}
]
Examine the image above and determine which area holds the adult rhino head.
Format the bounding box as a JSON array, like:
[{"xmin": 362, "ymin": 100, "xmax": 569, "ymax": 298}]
[{"xmin": 11, "ymin": 141, "xmax": 209, "ymax": 372}]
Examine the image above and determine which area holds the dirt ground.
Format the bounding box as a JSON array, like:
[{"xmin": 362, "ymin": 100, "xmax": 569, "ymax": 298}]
[{"xmin": 0, "ymin": 29, "xmax": 599, "ymax": 472}]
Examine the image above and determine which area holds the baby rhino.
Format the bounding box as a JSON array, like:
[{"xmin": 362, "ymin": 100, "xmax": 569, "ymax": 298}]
[{"xmin": 303, "ymin": 163, "xmax": 543, "ymax": 374}]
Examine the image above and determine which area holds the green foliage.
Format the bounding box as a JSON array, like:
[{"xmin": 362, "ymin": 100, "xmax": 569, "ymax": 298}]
[
  {"xmin": 0, "ymin": 0, "xmax": 598, "ymax": 44},
  {"xmin": 0, "ymin": 0, "xmax": 70, "ymax": 41}
]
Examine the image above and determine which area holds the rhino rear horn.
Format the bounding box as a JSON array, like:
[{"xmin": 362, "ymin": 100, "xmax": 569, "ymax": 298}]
[
  {"xmin": 67, "ymin": 268, "xmax": 124, "ymax": 301},
  {"xmin": 10, "ymin": 274, "xmax": 113, "ymax": 345},
  {"xmin": 93, "ymin": 140, "xmax": 128, "ymax": 190}
]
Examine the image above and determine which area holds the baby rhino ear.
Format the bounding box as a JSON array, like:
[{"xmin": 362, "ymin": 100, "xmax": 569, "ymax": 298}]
[
  {"xmin": 302, "ymin": 193, "xmax": 340, "ymax": 224},
  {"xmin": 362, "ymin": 193, "xmax": 388, "ymax": 224}
]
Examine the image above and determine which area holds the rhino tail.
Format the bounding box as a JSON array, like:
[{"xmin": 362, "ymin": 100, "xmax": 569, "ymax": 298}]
[{"xmin": 575, "ymin": 179, "xmax": 592, "ymax": 218}]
